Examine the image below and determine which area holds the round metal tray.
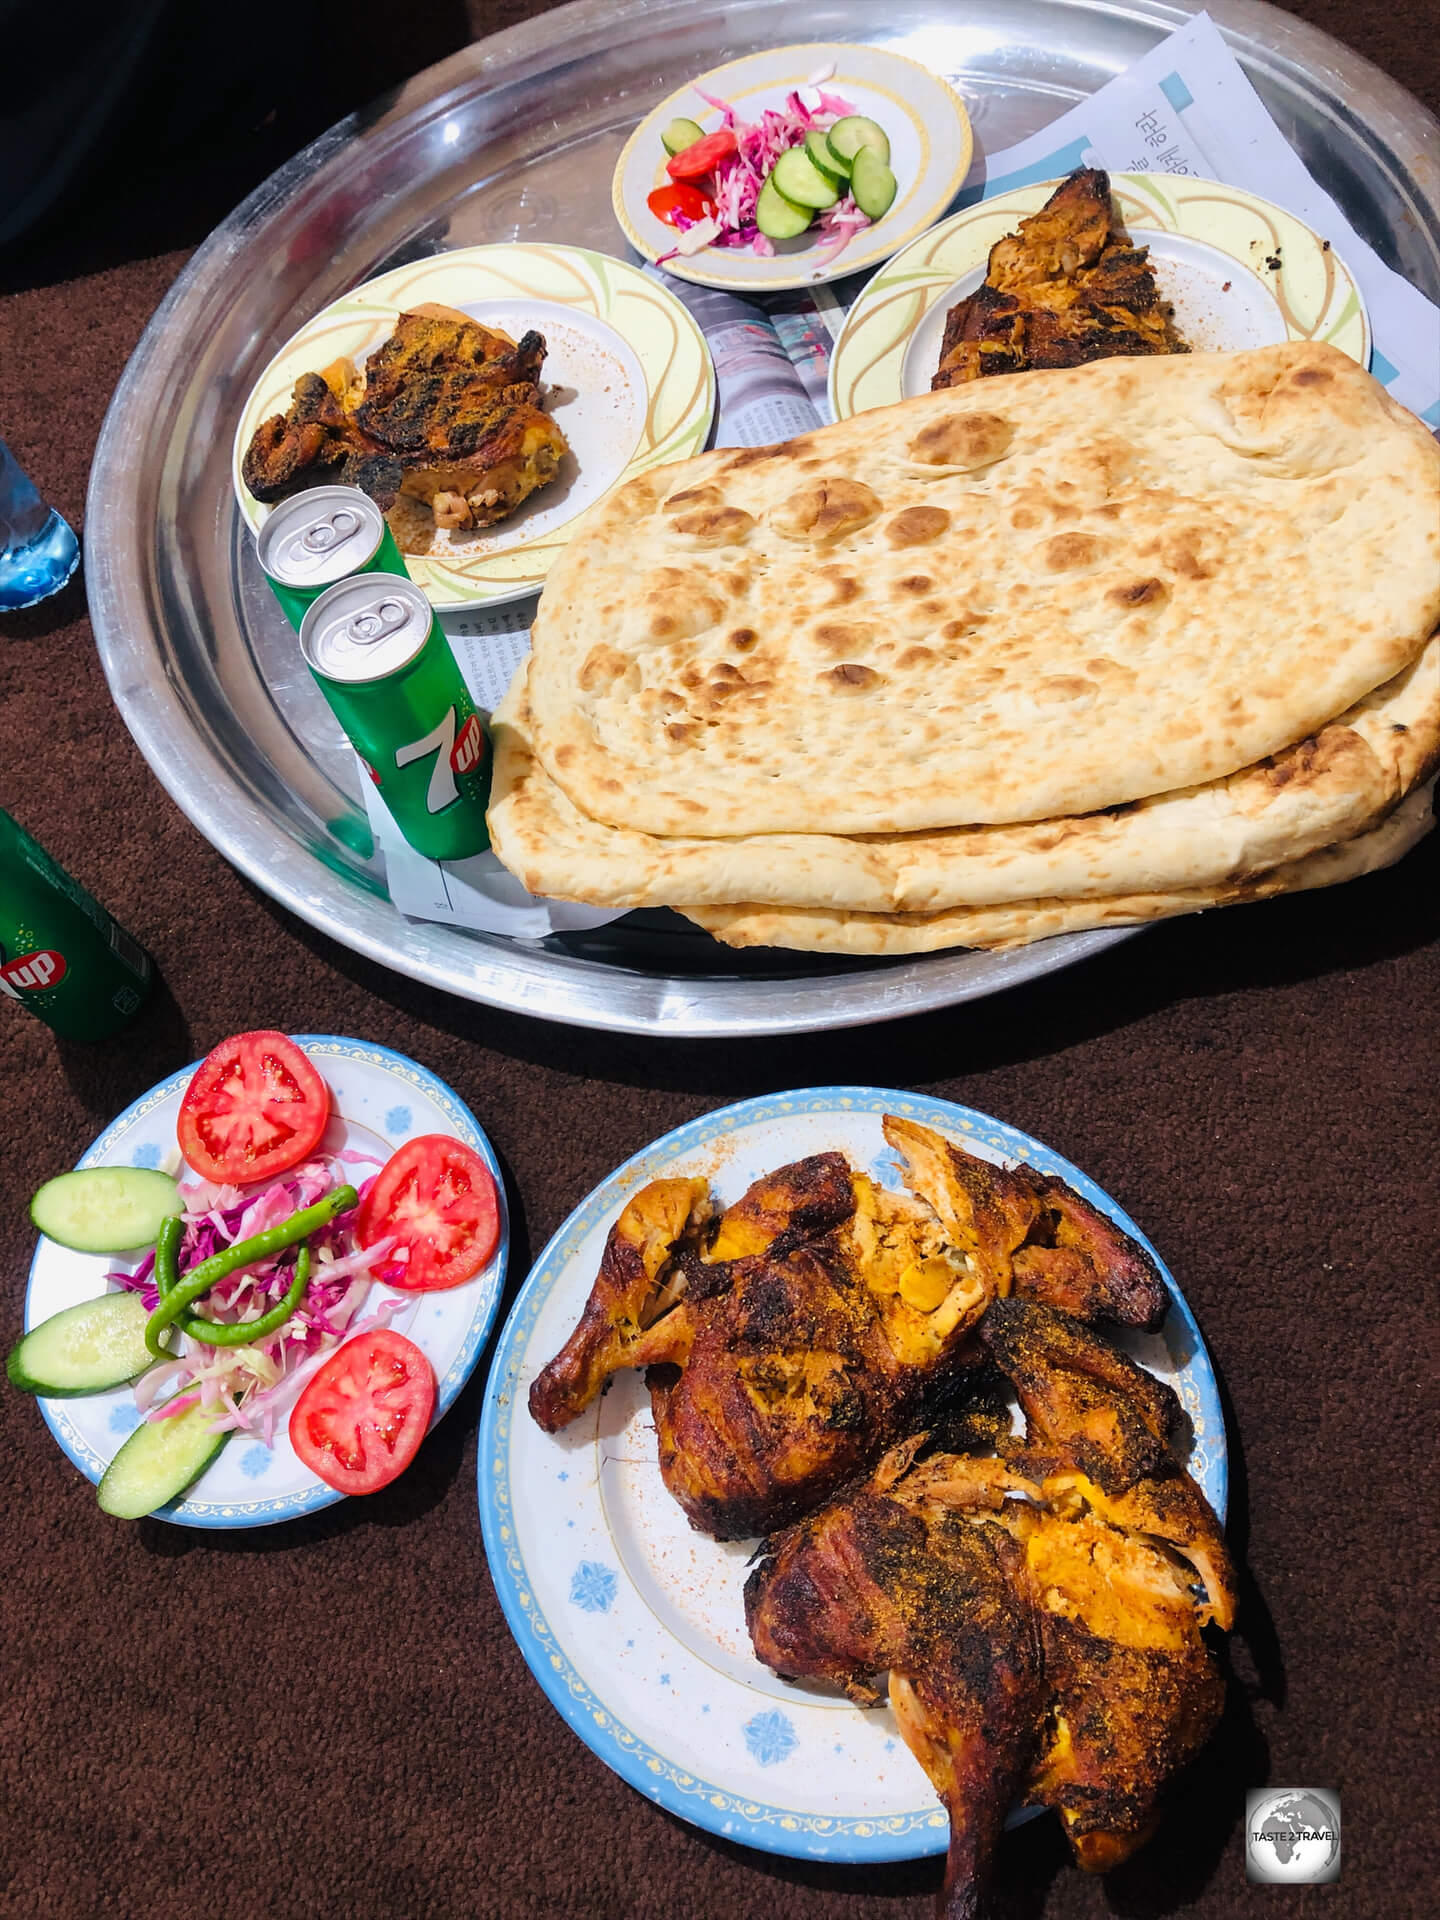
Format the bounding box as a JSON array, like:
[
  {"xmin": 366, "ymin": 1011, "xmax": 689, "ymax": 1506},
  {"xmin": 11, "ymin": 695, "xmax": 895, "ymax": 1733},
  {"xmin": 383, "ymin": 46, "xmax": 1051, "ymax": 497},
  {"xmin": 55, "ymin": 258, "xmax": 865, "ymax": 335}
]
[{"xmin": 87, "ymin": 0, "xmax": 1440, "ymax": 1039}]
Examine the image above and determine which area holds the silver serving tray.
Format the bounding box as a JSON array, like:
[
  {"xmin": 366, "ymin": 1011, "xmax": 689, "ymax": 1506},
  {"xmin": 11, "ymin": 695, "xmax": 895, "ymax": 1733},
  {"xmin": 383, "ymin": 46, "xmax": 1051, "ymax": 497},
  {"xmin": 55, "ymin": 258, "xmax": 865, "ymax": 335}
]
[{"xmin": 87, "ymin": 0, "xmax": 1440, "ymax": 1038}]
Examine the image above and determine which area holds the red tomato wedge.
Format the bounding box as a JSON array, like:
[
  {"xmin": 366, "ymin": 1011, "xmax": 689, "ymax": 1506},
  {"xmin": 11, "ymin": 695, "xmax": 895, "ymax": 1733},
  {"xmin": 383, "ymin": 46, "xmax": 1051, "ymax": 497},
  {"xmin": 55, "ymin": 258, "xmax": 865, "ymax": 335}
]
[
  {"xmin": 665, "ymin": 129, "xmax": 737, "ymax": 181},
  {"xmin": 647, "ymin": 183, "xmax": 716, "ymax": 228},
  {"xmin": 177, "ymin": 1031, "xmax": 330, "ymax": 1186},
  {"xmin": 289, "ymin": 1329, "xmax": 436, "ymax": 1496},
  {"xmin": 358, "ymin": 1134, "xmax": 499, "ymax": 1291}
]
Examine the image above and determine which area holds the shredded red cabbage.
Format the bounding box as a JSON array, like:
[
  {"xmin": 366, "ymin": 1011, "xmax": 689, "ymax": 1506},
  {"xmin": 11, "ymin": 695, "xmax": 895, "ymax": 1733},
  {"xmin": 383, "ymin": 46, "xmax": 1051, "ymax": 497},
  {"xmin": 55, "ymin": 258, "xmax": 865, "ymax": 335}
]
[
  {"xmin": 125, "ymin": 1153, "xmax": 398, "ymax": 1446},
  {"xmin": 665, "ymin": 80, "xmax": 864, "ymax": 262}
]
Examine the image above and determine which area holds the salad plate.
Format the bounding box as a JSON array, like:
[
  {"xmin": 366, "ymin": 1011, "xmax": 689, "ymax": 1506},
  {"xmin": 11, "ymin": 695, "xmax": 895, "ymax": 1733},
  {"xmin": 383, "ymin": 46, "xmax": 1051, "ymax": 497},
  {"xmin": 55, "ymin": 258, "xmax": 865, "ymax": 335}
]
[
  {"xmin": 478, "ymin": 1087, "xmax": 1225, "ymax": 1862},
  {"xmin": 829, "ymin": 172, "xmax": 1371, "ymax": 419},
  {"xmin": 232, "ymin": 244, "xmax": 714, "ymax": 610},
  {"xmin": 24, "ymin": 1035, "xmax": 509, "ymax": 1528},
  {"xmin": 612, "ymin": 42, "xmax": 972, "ymax": 293}
]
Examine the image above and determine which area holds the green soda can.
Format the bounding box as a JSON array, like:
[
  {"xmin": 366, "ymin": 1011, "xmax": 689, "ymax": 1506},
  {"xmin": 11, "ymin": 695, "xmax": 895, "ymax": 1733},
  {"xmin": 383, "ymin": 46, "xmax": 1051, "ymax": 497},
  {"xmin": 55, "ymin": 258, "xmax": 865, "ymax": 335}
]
[
  {"xmin": 255, "ymin": 485, "xmax": 409, "ymax": 629},
  {"xmin": 299, "ymin": 576, "xmax": 491, "ymax": 860},
  {"xmin": 0, "ymin": 807, "xmax": 151, "ymax": 1041}
]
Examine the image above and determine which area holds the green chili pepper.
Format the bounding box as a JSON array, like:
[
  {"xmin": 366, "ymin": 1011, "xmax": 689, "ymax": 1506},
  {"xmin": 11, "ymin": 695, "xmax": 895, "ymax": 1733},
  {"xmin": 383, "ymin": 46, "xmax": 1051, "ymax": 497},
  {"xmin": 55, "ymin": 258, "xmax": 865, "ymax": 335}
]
[
  {"xmin": 154, "ymin": 1214, "xmax": 184, "ymax": 1301},
  {"xmin": 179, "ymin": 1242, "xmax": 312, "ymax": 1347},
  {"xmin": 143, "ymin": 1185, "xmax": 357, "ymax": 1359}
]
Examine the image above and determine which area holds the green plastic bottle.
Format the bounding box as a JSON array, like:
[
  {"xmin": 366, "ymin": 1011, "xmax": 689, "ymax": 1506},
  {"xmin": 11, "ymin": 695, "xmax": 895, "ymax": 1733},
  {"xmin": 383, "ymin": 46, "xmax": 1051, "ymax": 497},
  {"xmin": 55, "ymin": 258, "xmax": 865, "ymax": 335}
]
[{"xmin": 0, "ymin": 807, "xmax": 151, "ymax": 1040}]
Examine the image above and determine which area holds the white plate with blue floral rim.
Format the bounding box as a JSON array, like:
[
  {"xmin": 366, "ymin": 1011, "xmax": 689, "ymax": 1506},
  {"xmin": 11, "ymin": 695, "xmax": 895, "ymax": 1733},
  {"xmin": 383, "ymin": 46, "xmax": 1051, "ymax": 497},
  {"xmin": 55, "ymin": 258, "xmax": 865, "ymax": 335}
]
[
  {"xmin": 23, "ymin": 1034, "xmax": 508, "ymax": 1529},
  {"xmin": 478, "ymin": 1086, "xmax": 1225, "ymax": 1864}
]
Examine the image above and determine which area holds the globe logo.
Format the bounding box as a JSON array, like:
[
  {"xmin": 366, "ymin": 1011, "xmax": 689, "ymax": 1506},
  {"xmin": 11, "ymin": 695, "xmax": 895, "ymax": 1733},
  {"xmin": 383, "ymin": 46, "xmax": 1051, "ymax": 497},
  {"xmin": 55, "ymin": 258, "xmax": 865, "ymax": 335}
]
[{"xmin": 1246, "ymin": 1787, "xmax": 1341, "ymax": 1884}]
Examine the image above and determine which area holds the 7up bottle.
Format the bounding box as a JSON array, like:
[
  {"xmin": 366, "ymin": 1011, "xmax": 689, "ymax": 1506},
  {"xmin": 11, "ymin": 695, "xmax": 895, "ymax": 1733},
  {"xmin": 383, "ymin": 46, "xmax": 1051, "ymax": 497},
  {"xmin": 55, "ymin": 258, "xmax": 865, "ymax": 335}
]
[
  {"xmin": 299, "ymin": 577, "xmax": 490, "ymax": 860},
  {"xmin": 0, "ymin": 807, "xmax": 152, "ymax": 1041}
]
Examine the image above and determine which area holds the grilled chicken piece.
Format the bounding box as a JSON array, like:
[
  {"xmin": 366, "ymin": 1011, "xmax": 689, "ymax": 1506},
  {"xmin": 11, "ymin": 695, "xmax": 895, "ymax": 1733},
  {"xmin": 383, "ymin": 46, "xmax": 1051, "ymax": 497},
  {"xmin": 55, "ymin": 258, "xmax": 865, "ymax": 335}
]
[
  {"xmin": 647, "ymin": 1166, "xmax": 989, "ymax": 1538},
  {"xmin": 747, "ymin": 1441, "xmax": 1045, "ymax": 1920},
  {"xmin": 980, "ymin": 1299, "xmax": 1235, "ymax": 1632},
  {"xmin": 746, "ymin": 1302, "xmax": 1236, "ymax": 1917},
  {"xmin": 530, "ymin": 1122, "xmax": 1169, "ymax": 1537},
  {"xmin": 241, "ymin": 369, "xmax": 402, "ymax": 505},
  {"xmin": 1016, "ymin": 1487, "xmax": 1228, "ymax": 1870},
  {"xmin": 933, "ymin": 168, "xmax": 1187, "ymax": 388},
  {"xmin": 241, "ymin": 304, "xmax": 568, "ymax": 536},
  {"xmin": 533, "ymin": 1145, "xmax": 987, "ymax": 1538},
  {"xmin": 980, "ymin": 1296, "xmax": 1183, "ymax": 1493},
  {"xmin": 884, "ymin": 1117, "xmax": 1167, "ymax": 1331},
  {"xmin": 355, "ymin": 309, "xmax": 567, "ymax": 530},
  {"xmin": 527, "ymin": 1177, "xmax": 713, "ymax": 1433}
]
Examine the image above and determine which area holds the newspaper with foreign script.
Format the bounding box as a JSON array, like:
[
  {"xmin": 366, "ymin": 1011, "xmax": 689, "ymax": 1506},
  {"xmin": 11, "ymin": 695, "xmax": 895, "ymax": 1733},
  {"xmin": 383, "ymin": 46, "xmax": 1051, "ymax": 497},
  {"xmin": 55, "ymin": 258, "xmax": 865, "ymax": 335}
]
[{"xmin": 367, "ymin": 10, "xmax": 1440, "ymax": 933}]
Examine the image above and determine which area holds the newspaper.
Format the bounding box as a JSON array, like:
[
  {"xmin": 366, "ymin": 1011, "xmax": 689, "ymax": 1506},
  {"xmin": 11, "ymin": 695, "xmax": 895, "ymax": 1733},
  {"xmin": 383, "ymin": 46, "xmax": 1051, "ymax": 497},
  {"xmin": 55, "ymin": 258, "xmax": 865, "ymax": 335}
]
[{"xmin": 367, "ymin": 11, "xmax": 1440, "ymax": 931}]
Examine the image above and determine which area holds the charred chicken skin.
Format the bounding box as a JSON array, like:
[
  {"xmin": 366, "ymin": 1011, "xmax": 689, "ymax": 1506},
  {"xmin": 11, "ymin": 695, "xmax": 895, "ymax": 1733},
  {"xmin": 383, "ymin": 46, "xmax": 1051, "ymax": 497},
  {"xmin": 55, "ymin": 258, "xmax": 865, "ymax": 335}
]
[
  {"xmin": 932, "ymin": 168, "xmax": 1188, "ymax": 389},
  {"xmin": 746, "ymin": 1301, "xmax": 1235, "ymax": 1918},
  {"xmin": 242, "ymin": 305, "xmax": 568, "ymax": 540},
  {"xmin": 528, "ymin": 1120, "xmax": 1168, "ymax": 1539}
]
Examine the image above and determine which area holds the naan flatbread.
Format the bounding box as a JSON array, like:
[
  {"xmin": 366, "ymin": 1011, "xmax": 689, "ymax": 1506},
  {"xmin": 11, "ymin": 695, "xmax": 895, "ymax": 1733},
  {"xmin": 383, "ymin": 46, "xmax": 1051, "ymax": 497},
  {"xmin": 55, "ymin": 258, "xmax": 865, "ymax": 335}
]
[
  {"xmin": 488, "ymin": 638, "xmax": 1439, "ymax": 911},
  {"xmin": 526, "ymin": 344, "xmax": 1440, "ymax": 836},
  {"xmin": 679, "ymin": 783, "xmax": 1435, "ymax": 955}
]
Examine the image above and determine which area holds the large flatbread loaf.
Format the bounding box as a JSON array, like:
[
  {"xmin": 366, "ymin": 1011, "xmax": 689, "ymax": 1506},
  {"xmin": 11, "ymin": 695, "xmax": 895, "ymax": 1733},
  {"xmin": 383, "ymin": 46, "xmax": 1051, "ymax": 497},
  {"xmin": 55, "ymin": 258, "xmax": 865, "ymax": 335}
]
[
  {"xmin": 679, "ymin": 782, "xmax": 1435, "ymax": 954},
  {"xmin": 526, "ymin": 343, "xmax": 1440, "ymax": 836},
  {"xmin": 490, "ymin": 639, "xmax": 1439, "ymax": 911}
]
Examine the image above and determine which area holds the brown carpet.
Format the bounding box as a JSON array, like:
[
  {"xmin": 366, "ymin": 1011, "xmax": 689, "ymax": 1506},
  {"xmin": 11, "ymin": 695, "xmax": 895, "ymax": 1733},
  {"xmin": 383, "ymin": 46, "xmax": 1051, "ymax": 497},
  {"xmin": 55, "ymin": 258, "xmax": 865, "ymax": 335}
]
[{"xmin": 1, "ymin": 6, "xmax": 1437, "ymax": 1917}]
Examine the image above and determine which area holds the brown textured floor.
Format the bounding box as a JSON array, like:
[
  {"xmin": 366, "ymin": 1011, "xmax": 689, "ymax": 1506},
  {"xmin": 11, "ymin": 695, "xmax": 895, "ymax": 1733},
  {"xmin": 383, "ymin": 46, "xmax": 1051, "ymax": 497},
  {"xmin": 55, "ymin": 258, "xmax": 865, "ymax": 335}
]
[{"xmin": 1, "ymin": 5, "xmax": 1437, "ymax": 1917}]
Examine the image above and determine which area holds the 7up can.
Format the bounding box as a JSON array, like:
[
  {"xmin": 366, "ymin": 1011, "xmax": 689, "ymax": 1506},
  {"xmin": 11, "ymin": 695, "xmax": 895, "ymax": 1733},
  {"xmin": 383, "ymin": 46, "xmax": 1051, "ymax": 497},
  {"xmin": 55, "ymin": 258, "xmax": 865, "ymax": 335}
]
[
  {"xmin": 299, "ymin": 576, "xmax": 490, "ymax": 860},
  {"xmin": 0, "ymin": 807, "xmax": 152, "ymax": 1041},
  {"xmin": 255, "ymin": 485, "xmax": 410, "ymax": 630}
]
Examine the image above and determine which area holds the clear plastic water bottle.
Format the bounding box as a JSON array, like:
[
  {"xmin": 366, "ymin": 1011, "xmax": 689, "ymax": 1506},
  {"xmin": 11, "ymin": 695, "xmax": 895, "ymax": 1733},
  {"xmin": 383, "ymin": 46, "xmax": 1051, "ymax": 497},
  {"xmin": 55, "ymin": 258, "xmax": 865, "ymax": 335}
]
[{"xmin": 0, "ymin": 440, "xmax": 79, "ymax": 611}]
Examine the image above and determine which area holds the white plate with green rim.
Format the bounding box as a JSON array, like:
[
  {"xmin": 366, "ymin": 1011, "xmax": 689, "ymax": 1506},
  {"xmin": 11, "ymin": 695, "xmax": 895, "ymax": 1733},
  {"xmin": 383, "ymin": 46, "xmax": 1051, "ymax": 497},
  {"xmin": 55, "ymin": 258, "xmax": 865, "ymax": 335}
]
[
  {"xmin": 22, "ymin": 1035, "xmax": 508, "ymax": 1528},
  {"xmin": 612, "ymin": 42, "xmax": 973, "ymax": 294},
  {"xmin": 479, "ymin": 1087, "xmax": 1225, "ymax": 1861},
  {"xmin": 232, "ymin": 244, "xmax": 714, "ymax": 610},
  {"xmin": 829, "ymin": 173, "xmax": 1371, "ymax": 419}
]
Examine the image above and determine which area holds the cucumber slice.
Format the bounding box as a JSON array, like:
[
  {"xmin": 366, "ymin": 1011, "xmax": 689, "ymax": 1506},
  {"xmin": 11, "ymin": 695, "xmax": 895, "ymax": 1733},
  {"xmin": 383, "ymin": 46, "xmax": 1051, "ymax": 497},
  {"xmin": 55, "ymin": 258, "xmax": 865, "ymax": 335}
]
[
  {"xmin": 850, "ymin": 146, "xmax": 898, "ymax": 220},
  {"xmin": 97, "ymin": 1401, "xmax": 227, "ymax": 1519},
  {"xmin": 755, "ymin": 174, "xmax": 814, "ymax": 241},
  {"xmin": 805, "ymin": 128, "xmax": 848, "ymax": 182},
  {"xmin": 827, "ymin": 115, "xmax": 891, "ymax": 168},
  {"xmin": 661, "ymin": 117, "xmax": 705, "ymax": 157},
  {"xmin": 7, "ymin": 1292, "xmax": 157, "ymax": 1397},
  {"xmin": 30, "ymin": 1166, "xmax": 182, "ymax": 1254},
  {"xmin": 771, "ymin": 146, "xmax": 840, "ymax": 211}
]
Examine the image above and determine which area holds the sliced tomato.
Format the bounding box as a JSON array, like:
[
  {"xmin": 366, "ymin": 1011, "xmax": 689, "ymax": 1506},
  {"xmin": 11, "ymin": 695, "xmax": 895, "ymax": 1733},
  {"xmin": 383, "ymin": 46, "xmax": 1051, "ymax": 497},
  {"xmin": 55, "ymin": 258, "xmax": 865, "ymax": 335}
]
[
  {"xmin": 647, "ymin": 183, "xmax": 716, "ymax": 228},
  {"xmin": 289, "ymin": 1329, "xmax": 436, "ymax": 1496},
  {"xmin": 666, "ymin": 128, "xmax": 737, "ymax": 182},
  {"xmin": 358, "ymin": 1134, "xmax": 499, "ymax": 1291},
  {"xmin": 176, "ymin": 1031, "xmax": 330, "ymax": 1186}
]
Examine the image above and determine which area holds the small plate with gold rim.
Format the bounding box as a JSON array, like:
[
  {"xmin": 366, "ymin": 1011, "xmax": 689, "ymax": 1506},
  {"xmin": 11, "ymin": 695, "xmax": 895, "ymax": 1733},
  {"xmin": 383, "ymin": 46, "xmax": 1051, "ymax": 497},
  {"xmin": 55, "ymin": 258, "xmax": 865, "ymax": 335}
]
[
  {"xmin": 612, "ymin": 42, "xmax": 974, "ymax": 294},
  {"xmin": 829, "ymin": 173, "xmax": 1370, "ymax": 420}
]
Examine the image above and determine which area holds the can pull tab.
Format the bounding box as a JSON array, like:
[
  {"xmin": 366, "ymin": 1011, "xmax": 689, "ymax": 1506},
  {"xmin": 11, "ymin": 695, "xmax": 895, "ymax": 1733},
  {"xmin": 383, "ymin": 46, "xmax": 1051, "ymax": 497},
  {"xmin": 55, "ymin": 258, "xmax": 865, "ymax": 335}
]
[
  {"xmin": 345, "ymin": 599, "xmax": 410, "ymax": 645},
  {"xmin": 301, "ymin": 509, "xmax": 361, "ymax": 553}
]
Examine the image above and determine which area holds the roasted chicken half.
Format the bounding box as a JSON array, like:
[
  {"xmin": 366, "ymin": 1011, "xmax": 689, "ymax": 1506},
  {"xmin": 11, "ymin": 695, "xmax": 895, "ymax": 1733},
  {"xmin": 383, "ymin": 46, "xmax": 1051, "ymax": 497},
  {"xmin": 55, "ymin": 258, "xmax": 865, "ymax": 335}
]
[
  {"xmin": 746, "ymin": 1300, "xmax": 1235, "ymax": 1919},
  {"xmin": 528, "ymin": 1120, "xmax": 1168, "ymax": 1539},
  {"xmin": 242, "ymin": 305, "xmax": 569, "ymax": 541},
  {"xmin": 932, "ymin": 168, "xmax": 1188, "ymax": 388}
]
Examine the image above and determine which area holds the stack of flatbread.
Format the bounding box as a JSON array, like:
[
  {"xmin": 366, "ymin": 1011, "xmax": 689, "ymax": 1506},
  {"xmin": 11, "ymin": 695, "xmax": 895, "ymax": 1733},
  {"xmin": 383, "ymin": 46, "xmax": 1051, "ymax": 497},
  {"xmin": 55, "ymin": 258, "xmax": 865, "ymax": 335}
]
[{"xmin": 489, "ymin": 343, "xmax": 1440, "ymax": 955}]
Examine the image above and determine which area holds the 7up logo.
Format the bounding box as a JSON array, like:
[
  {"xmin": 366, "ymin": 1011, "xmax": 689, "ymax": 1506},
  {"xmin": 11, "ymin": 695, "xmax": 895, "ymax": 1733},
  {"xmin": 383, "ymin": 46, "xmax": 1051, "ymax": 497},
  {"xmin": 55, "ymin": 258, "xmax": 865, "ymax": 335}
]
[
  {"xmin": 0, "ymin": 946, "xmax": 68, "ymax": 996},
  {"xmin": 394, "ymin": 707, "xmax": 486, "ymax": 813},
  {"xmin": 451, "ymin": 713, "xmax": 485, "ymax": 777}
]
